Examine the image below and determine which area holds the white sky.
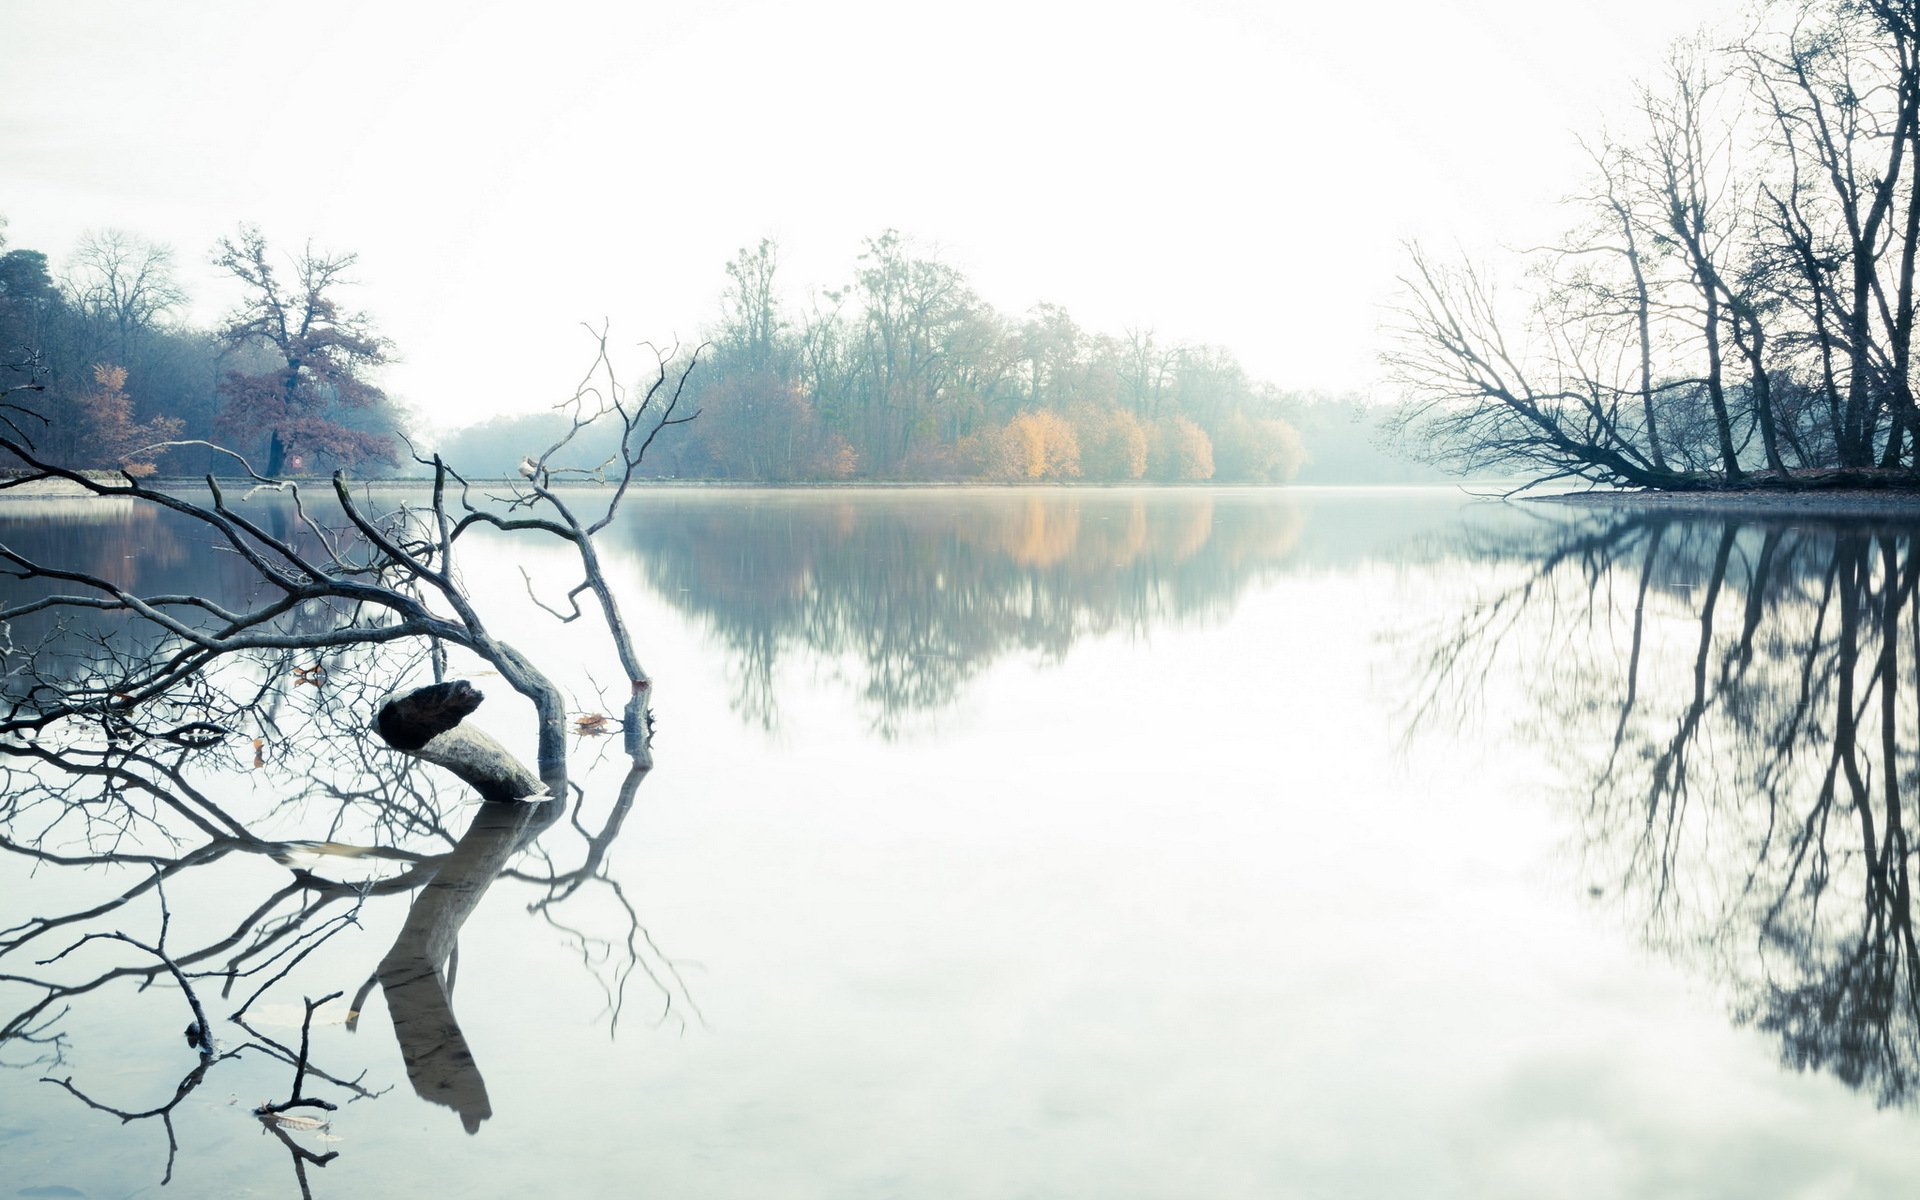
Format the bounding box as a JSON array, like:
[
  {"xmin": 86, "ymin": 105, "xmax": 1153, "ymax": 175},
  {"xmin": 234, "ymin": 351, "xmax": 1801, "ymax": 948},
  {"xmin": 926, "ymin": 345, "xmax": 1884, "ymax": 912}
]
[{"xmin": 4, "ymin": 0, "xmax": 1734, "ymax": 430}]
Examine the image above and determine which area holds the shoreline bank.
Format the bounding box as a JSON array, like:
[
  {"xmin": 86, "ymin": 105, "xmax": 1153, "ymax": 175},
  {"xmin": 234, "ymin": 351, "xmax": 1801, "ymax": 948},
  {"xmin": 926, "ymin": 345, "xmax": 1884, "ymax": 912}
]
[{"xmin": 1532, "ymin": 487, "xmax": 1920, "ymax": 517}]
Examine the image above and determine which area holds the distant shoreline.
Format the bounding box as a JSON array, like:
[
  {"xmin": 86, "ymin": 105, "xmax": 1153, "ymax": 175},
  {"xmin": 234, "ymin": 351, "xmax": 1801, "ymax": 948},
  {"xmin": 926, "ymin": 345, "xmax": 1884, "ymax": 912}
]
[
  {"xmin": 0, "ymin": 476, "xmax": 1452, "ymax": 499},
  {"xmin": 0, "ymin": 477, "xmax": 115, "ymax": 499}
]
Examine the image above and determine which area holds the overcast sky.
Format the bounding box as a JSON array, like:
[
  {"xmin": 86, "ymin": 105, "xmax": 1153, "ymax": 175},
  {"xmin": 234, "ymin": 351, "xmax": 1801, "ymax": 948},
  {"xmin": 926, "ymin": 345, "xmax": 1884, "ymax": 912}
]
[{"xmin": 6, "ymin": 0, "xmax": 1735, "ymax": 430}]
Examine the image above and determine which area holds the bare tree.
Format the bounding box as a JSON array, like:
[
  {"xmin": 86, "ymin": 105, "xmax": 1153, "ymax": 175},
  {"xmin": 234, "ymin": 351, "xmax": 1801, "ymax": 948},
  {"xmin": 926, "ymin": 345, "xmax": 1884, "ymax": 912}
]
[
  {"xmin": 1394, "ymin": 1, "xmax": 1920, "ymax": 489},
  {"xmin": 62, "ymin": 229, "xmax": 187, "ymax": 349},
  {"xmin": 0, "ymin": 332, "xmax": 701, "ymax": 1180}
]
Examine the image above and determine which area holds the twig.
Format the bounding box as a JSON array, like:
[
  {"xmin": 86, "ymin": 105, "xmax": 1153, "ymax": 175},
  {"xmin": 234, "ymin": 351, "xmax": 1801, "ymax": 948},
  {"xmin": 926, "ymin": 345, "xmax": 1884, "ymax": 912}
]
[
  {"xmin": 38, "ymin": 926, "xmax": 213, "ymax": 1062},
  {"xmin": 254, "ymin": 990, "xmax": 343, "ymax": 1116}
]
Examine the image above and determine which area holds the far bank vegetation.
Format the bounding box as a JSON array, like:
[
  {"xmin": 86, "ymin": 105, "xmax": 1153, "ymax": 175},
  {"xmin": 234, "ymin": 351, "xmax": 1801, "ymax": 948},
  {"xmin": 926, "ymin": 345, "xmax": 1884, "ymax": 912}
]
[
  {"xmin": 441, "ymin": 233, "xmax": 1309, "ymax": 484},
  {"xmin": 1, "ymin": 221, "xmax": 1340, "ymax": 485}
]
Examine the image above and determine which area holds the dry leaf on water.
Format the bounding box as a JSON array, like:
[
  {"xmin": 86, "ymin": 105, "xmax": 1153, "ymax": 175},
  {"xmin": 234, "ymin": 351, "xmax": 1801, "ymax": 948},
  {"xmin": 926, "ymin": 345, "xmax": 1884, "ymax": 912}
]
[{"xmin": 257, "ymin": 1112, "xmax": 330, "ymax": 1132}]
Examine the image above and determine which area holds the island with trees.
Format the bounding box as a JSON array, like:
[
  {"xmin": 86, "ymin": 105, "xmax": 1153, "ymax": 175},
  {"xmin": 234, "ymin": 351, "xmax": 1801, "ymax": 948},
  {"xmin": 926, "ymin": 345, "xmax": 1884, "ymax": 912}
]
[{"xmin": 0, "ymin": 219, "xmax": 1420, "ymax": 487}]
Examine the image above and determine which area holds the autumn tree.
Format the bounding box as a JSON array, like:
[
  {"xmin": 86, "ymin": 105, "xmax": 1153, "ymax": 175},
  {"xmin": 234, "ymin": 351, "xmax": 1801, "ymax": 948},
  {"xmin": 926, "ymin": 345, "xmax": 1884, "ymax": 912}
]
[
  {"xmin": 1211, "ymin": 411, "xmax": 1306, "ymax": 483},
  {"xmin": 1006, "ymin": 409, "xmax": 1082, "ymax": 480},
  {"xmin": 73, "ymin": 363, "xmax": 183, "ymax": 474},
  {"xmin": 1073, "ymin": 404, "xmax": 1149, "ymax": 479},
  {"xmin": 213, "ymin": 226, "xmax": 400, "ymax": 476},
  {"xmin": 1148, "ymin": 415, "xmax": 1216, "ymax": 481}
]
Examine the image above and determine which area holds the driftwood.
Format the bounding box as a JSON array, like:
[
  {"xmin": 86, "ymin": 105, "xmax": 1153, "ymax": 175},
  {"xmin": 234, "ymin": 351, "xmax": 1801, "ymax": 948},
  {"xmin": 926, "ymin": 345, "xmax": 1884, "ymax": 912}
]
[{"xmin": 374, "ymin": 681, "xmax": 545, "ymax": 803}]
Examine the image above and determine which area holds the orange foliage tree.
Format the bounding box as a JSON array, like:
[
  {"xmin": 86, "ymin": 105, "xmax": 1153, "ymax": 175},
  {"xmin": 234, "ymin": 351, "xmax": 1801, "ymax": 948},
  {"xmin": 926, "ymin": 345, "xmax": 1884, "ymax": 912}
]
[
  {"xmin": 213, "ymin": 227, "xmax": 398, "ymax": 476},
  {"xmin": 77, "ymin": 363, "xmax": 183, "ymax": 475}
]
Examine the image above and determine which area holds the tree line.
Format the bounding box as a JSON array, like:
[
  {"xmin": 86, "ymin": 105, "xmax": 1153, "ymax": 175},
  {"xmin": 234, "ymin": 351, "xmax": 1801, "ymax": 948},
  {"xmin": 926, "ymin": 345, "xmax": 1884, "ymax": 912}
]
[
  {"xmin": 440, "ymin": 232, "xmax": 1317, "ymax": 483},
  {"xmin": 1, "ymin": 217, "xmax": 1329, "ymax": 483},
  {"xmin": 1392, "ymin": 0, "xmax": 1920, "ymax": 490},
  {"xmin": 0, "ymin": 220, "xmax": 405, "ymax": 478}
]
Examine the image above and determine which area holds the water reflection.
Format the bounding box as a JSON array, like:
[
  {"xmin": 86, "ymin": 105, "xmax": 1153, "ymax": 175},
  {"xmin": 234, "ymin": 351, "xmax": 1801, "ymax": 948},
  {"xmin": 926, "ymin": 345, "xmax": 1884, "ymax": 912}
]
[
  {"xmin": 615, "ymin": 490, "xmax": 1304, "ymax": 732},
  {"xmin": 16, "ymin": 484, "xmax": 1920, "ymax": 1192},
  {"xmin": 373, "ymin": 795, "xmax": 563, "ymax": 1133},
  {"xmin": 1418, "ymin": 505, "xmax": 1920, "ymax": 1107},
  {"xmin": 0, "ymin": 634, "xmax": 674, "ymax": 1187}
]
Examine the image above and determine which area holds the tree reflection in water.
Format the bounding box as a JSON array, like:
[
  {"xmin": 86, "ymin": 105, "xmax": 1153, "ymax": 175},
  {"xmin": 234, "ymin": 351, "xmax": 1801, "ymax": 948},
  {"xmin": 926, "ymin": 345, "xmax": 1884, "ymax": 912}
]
[
  {"xmin": 618, "ymin": 490, "xmax": 1304, "ymax": 734},
  {"xmin": 1414, "ymin": 505, "xmax": 1920, "ymax": 1107},
  {"xmin": 0, "ymin": 485, "xmax": 1305, "ymax": 1188},
  {"xmin": 0, "ymin": 505, "xmax": 683, "ymax": 1192}
]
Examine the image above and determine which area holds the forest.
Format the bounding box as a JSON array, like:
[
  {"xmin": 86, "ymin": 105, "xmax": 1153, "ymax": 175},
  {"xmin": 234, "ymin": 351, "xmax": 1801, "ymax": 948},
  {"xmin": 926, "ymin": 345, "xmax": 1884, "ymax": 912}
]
[
  {"xmin": 439, "ymin": 234, "xmax": 1311, "ymax": 483},
  {"xmin": 0, "ymin": 219, "xmax": 1389, "ymax": 485},
  {"xmin": 0, "ymin": 223, "xmax": 405, "ymax": 479}
]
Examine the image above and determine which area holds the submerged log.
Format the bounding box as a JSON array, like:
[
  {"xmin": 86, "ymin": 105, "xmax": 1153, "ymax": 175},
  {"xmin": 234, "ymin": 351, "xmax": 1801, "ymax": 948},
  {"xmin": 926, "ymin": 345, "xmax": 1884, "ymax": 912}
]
[{"xmin": 374, "ymin": 681, "xmax": 546, "ymax": 803}]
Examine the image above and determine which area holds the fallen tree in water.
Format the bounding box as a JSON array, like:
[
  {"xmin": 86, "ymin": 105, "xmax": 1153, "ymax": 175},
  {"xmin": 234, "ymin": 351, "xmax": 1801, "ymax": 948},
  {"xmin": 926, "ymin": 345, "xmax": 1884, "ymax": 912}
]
[
  {"xmin": 375, "ymin": 680, "xmax": 545, "ymax": 803},
  {"xmin": 0, "ymin": 333, "xmax": 699, "ymax": 792},
  {"xmin": 0, "ymin": 336, "xmax": 701, "ymax": 1179}
]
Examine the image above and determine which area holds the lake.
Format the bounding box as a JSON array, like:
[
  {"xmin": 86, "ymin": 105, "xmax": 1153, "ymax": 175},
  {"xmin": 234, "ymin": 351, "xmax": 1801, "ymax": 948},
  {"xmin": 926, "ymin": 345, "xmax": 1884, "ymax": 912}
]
[{"xmin": 3, "ymin": 484, "xmax": 1919, "ymax": 1198}]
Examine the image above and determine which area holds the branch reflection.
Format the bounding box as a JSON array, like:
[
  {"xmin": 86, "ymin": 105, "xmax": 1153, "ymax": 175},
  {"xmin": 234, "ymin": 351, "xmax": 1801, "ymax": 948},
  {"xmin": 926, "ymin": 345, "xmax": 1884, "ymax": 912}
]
[
  {"xmin": 1, "ymin": 617, "xmax": 675, "ymax": 1186},
  {"xmin": 1415, "ymin": 506, "xmax": 1920, "ymax": 1106}
]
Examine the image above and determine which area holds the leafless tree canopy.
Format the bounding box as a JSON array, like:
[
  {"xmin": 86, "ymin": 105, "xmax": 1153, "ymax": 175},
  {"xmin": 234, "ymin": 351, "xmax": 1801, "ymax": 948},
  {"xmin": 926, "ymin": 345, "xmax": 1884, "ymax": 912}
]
[{"xmin": 1392, "ymin": 0, "xmax": 1920, "ymax": 491}]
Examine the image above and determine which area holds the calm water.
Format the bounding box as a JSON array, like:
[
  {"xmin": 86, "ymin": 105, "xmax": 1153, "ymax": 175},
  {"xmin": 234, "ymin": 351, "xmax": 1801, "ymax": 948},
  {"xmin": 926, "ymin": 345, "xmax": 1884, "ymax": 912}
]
[{"xmin": 4, "ymin": 486, "xmax": 1920, "ymax": 1197}]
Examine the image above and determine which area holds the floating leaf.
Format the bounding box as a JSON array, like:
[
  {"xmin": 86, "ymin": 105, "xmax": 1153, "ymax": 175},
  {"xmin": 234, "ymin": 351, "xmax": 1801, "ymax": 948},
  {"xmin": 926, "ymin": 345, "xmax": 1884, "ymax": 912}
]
[
  {"xmin": 257, "ymin": 1112, "xmax": 330, "ymax": 1132},
  {"xmin": 284, "ymin": 840, "xmax": 378, "ymax": 859}
]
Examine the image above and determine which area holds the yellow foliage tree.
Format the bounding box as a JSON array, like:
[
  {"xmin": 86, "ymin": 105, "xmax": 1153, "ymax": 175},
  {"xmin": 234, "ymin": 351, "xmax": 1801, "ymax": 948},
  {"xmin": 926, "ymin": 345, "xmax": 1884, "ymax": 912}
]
[
  {"xmin": 1211, "ymin": 411, "xmax": 1307, "ymax": 483},
  {"xmin": 1147, "ymin": 416, "xmax": 1215, "ymax": 481},
  {"xmin": 1006, "ymin": 409, "xmax": 1082, "ymax": 480}
]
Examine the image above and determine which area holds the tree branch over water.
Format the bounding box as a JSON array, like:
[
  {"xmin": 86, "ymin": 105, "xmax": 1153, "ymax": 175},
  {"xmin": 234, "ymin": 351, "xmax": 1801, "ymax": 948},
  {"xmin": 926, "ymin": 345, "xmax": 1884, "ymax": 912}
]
[{"xmin": 0, "ymin": 334, "xmax": 700, "ymax": 1178}]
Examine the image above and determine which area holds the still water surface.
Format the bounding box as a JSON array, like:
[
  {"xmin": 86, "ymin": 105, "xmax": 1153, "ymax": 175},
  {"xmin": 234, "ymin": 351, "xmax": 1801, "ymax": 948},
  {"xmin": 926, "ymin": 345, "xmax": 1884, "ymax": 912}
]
[{"xmin": 3, "ymin": 486, "xmax": 1919, "ymax": 1197}]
